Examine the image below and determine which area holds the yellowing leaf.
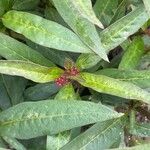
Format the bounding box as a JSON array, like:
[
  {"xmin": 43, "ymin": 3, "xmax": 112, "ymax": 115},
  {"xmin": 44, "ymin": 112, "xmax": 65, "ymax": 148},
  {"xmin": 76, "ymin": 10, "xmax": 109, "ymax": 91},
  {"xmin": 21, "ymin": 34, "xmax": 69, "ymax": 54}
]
[
  {"xmin": 0, "ymin": 60, "xmax": 63, "ymax": 83},
  {"xmin": 73, "ymin": 72, "xmax": 150, "ymax": 104}
]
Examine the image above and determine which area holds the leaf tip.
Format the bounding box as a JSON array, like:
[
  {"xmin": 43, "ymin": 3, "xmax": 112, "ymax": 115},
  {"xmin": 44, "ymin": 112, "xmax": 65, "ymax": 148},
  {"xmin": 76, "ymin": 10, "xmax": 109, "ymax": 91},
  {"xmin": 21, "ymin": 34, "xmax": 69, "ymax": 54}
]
[
  {"xmin": 102, "ymin": 54, "xmax": 109, "ymax": 62},
  {"xmin": 97, "ymin": 21, "xmax": 104, "ymax": 29}
]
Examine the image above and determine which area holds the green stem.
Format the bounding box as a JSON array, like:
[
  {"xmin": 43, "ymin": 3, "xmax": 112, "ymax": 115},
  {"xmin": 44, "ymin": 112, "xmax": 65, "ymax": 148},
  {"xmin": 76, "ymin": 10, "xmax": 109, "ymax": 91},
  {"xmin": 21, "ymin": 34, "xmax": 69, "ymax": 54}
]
[{"xmin": 129, "ymin": 109, "xmax": 136, "ymax": 131}]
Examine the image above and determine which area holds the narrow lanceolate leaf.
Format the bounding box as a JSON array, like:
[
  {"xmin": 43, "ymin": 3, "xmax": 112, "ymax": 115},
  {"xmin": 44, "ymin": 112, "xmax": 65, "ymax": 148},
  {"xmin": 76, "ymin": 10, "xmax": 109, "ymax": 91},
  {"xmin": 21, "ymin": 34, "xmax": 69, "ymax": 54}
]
[
  {"xmin": 73, "ymin": 72, "xmax": 150, "ymax": 104},
  {"xmin": 100, "ymin": 5, "xmax": 149, "ymax": 53},
  {"xmin": 110, "ymin": 143, "xmax": 150, "ymax": 150},
  {"xmin": 94, "ymin": 0, "xmax": 117, "ymax": 26},
  {"xmin": 61, "ymin": 116, "xmax": 127, "ymax": 150},
  {"xmin": 0, "ymin": 33, "xmax": 55, "ymax": 67},
  {"xmin": 77, "ymin": 5, "xmax": 149, "ymax": 70},
  {"xmin": 47, "ymin": 84, "xmax": 77, "ymax": 150},
  {"xmin": 0, "ymin": 100, "xmax": 122, "ymax": 139},
  {"xmin": 60, "ymin": 0, "xmax": 104, "ymax": 28},
  {"xmin": 3, "ymin": 136, "xmax": 26, "ymax": 150},
  {"xmin": 2, "ymin": 10, "xmax": 92, "ymax": 54},
  {"xmin": 53, "ymin": 0, "xmax": 108, "ymax": 61},
  {"xmin": 130, "ymin": 123, "xmax": 150, "ymax": 137},
  {"xmin": 143, "ymin": 0, "xmax": 150, "ymax": 16},
  {"xmin": 119, "ymin": 37, "xmax": 144, "ymax": 69},
  {"xmin": 0, "ymin": 60, "xmax": 63, "ymax": 83},
  {"xmin": 97, "ymin": 69, "xmax": 150, "ymax": 89}
]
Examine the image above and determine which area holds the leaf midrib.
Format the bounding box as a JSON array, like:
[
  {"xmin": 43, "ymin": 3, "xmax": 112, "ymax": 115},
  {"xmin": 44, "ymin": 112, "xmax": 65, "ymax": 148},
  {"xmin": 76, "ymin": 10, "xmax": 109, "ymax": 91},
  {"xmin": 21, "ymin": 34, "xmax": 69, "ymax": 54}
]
[
  {"xmin": 70, "ymin": 0, "xmax": 96, "ymax": 23},
  {"xmin": 78, "ymin": 118, "xmax": 122, "ymax": 150},
  {"xmin": 101, "ymin": 8, "xmax": 147, "ymax": 44},
  {"xmin": 1, "ymin": 112, "xmax": 102, "ymax": 127},
  {"xmin": 115, "ymin": 76, "xmax": 150, "ymax": 81},
  {"xmin": 3, "ymin": 14, "xmax": 91, "ymax": 52}
]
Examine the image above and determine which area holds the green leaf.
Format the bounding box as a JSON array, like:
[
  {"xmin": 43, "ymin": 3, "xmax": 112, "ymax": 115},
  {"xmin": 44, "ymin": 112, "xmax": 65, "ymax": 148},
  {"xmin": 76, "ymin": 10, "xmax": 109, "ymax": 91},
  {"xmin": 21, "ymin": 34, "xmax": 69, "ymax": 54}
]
[
  {"xmin": 0, "ymin": 137, "xmax": 7, "ymax": 148},
  {"xmin": 63, "ymin": 0, "xmax": 104, "ymax": 28},
  {"xmin": 61, "ymin": 116, "xmax": 127, "ymax": 150},
  {"xmin": 93, "ymin": 0, "xmax": 118, "ymax": 26},
  {"xmin": 119, "ymin": 36, "xmax": 144, "ymax": 69},
  {"xmin": 0, "ymin": 100, "xmax": 122, "ymax": 139},
  {"xmin": 0, "ymin": 60, "xmax": 63, "ymax": 83},
  {"xmin": 90, "ymin": 92, "xmax": 127, "ymax": 106},
  {"xmin": 26, "ymin": 40, "xmax": 71, "ymax": 67},
  {"xmin": 130, "ymin": 123, "xmax": 150, "ymax": 137},
  {"xmin": 0, "ymin": 0, "xmax": 13, "ymax": 16},
  {"xmin": 12, "ymin": 0, "xmax": 40, "ymax": 11},
  {"xmin": 3, "ymin": 136, "xmax": 26, "ymax": 150},
  {"xmin": 110, "ymin": 138, "xmax": 122, "ymax": 149},
  {"xmin": 1, "ymin": 75, "xmax": 27, "ymax": 105},
  {"xmin": 20, "ymin": 137, "xmax": 46, "ymax": 150},
  {"xmin": 70, "ymin": 127, "xmax": 81, "ymax": 141},
  {"xmin": 47, "ymin": 131, "xmax": 71, "ymax": 150},
  {"xmin": 0, "ymin": 22, "xmax": 4, "ymax": 31},
  {"xmin": 0, "ymin": 33, "xmax": 55, "ymax": 67},
  {"xmin": 100, "ymin": 5, "xmax": 149, "ymax": 53},
  {"xmin": 52, "ymin": 0, "xmax": 108, "ymax": 61},
  {"xmin": 76, "ymin": 53, "xmax": 101, "ymax": 70},
  {"xmin": 2, "ymin": 10, "xmax": 92, "ymax": 54},
  {"xmin": 76, "ymin": 5, "xmax": 149, "ymax": 70},
  {"xmin": 46, "ymin": 84, "xmax": 77, "ymax": 150},
  {"xmin": 96, "ymin": 68, "xmax": 150, "ymax": 89},
  {"xmin": 55, "ymin": 83, "xmax": 77, "ymax": 100},
  {"xmin": 24, "ymin": 82, "xmax": 59, "ymax": 101},
  {"xmin": 110, "ymin": 0, "xmax": 127, "ymax": 24},
  {"xmin": 110, "ymin": 143, "xmax": 150, "ymax": 150},
  {"xmin": 143, "ymin": 0, "xmax": 150, "ymax": 17},
  {"xmin": 54, "ymin": 0, "xmax": 104, "ymax": 29},
  {"xmin": 0, "ymin": 74, "xmax": 26, "ymax": 109},
  {"xmin": 0, "ymin": 75, "xmax": 11, "ymax": 110},
  {"xmin": 129, "ymin": 0, "xmax": 143, "ymax": 6},
  {"xmin": 73, "ymin": 72, "xmax": 150, "ymax": 104},
  {"xmin": 44, "ymin": 6, "xmax": 68, "ymax": 28}
]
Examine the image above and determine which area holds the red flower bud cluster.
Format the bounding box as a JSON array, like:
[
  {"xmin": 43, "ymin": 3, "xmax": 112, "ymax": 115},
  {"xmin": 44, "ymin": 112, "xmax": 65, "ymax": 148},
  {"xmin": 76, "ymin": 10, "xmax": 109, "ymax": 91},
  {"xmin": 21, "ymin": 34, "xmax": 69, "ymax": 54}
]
[
  {"xmin": 55, "ymin": 66, "xmax": 79, "ymax": 87},
  {"xmin": 67, "ymin": 66, "xmax": 80, "ymax": 76},
  {"xmin": 55, "ymin": 75, "xmax": 69, "ymax": 87}
]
